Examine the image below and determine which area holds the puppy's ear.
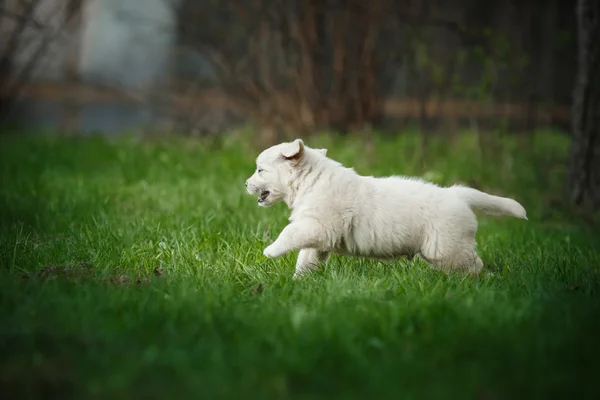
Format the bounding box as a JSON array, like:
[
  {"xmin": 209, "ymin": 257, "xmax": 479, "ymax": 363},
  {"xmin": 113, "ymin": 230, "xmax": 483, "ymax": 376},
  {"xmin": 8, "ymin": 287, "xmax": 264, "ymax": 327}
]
[
  {"xmin": 281, "ymin": 138, "xmax": 305, "ymax": 160},
  {"xmin": 317, "ymin": 148, "xmax": 328, "ymax": 156}
]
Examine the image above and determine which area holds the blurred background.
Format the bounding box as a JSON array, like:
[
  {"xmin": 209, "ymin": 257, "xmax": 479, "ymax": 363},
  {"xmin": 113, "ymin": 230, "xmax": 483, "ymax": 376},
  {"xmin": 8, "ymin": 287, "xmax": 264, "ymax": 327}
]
[
  {"xmin": 0, "ymin": 0, "xmax": 575, "ymax": 138},
  {"xmin": 1, "ymin": 0, "xmax": 598, "ymax": 209}
]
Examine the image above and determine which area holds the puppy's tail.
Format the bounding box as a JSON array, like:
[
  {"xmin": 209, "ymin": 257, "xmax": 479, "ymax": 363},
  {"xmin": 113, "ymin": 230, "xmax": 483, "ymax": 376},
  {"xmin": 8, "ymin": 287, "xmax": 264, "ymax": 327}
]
[{"xmin": 451, "ymin": 185, "xmax": 528, "ymax": 220}]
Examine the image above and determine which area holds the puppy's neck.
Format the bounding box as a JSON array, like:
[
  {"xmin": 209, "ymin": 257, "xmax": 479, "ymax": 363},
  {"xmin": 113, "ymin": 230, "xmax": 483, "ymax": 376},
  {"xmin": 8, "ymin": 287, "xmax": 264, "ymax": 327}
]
[{"xmin": 284, "ymin": 154, "xmax": 331, "ymax": 209}]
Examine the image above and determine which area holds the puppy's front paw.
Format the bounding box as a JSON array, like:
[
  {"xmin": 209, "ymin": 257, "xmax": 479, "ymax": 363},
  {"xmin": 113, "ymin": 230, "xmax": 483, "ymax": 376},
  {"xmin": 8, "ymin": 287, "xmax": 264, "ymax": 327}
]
[{"xmin": 263, "ymin": 245, "xmax": 277, "ymax": 258}]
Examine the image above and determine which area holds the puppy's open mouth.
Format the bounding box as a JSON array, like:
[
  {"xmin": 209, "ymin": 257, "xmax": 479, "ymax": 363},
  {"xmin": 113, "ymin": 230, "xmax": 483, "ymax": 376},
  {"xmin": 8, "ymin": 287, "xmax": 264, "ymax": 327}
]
[{"xmin": 258, "ymin": 190, "xmax": 270, "ymax": 203}]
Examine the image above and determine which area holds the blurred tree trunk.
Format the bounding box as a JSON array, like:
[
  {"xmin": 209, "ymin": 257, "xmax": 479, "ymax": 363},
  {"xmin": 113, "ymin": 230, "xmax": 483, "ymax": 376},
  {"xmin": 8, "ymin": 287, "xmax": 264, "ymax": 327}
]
[{"xmin": 567, "ymin": 0, "xmax": 600, "ymax": 210}]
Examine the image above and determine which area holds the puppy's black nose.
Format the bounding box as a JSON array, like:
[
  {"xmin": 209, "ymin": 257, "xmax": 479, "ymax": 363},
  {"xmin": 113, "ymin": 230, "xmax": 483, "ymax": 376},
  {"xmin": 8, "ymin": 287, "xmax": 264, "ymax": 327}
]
[{"xmin": 245, "ymin": 180, "xmax": 248, "ymax": 187}]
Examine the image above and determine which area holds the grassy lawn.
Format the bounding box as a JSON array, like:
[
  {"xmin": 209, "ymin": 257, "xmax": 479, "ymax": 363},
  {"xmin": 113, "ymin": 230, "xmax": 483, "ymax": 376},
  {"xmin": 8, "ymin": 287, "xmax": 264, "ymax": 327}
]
[{"xmin": 0, "ymin": 130, "xmax": 599, "ymax": 399}]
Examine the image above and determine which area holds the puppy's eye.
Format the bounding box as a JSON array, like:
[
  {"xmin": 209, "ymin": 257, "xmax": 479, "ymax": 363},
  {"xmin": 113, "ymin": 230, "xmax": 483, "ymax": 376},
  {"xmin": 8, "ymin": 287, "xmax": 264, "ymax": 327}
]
[{"xmin": 257, "ymin": 168, "xmax": 264, "ymax": 173}]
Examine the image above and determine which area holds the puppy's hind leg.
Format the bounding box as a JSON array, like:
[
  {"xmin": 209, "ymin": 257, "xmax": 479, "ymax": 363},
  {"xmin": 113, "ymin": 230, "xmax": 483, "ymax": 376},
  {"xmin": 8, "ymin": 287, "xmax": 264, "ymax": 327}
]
[
  {"xmin": 444, "ymin": 246, "xmax": 483, "ymax": 276},
  {"xmin": 420, "ymin": 238, "xmax": 484, "ymax": 276},
  {"xmin": 293, "ymin": 249, "xmax": 330, "ymax": 279}
]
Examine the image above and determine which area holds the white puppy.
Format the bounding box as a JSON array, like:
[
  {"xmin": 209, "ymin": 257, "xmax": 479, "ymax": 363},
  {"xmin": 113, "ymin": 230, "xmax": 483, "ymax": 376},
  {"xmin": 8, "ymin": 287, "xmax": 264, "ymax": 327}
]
[{"xmin": 245, "ymin": 138, "xmax": 527, "ymax": 278}]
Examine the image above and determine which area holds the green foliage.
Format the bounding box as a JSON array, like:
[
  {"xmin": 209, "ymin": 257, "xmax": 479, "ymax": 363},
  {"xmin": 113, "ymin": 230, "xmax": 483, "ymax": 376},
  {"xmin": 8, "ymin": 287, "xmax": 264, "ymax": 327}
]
[
  {"xmin": 0, "ymin": 130, "xmax": 598, "ymax": 398},
  {"xmin": 414, "ymin": 40, "xmax": 446, "ymax": 91},
  {"xmin": 449, "ymin": 27, "xmax": 525, "ymax": 103}
]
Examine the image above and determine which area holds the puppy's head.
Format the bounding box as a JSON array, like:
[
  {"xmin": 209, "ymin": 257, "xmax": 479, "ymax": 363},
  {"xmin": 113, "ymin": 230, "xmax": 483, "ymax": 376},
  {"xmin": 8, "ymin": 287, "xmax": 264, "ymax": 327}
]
[{"xmin": 245, "ymin": 138, "xmax": 327, "ymax": 207}]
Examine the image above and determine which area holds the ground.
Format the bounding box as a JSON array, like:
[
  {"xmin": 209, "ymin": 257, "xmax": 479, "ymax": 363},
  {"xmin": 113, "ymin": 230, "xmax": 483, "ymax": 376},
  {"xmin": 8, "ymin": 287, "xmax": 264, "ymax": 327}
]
[{"xmin": 0, "ymin": 130, "xmax": 599, "ymax": 399}]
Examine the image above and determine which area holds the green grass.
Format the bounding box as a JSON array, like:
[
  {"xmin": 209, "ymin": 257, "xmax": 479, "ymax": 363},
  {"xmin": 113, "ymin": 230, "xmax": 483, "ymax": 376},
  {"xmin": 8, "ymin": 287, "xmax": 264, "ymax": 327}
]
[{"xmin": 0, "ymin": 130, "xmax": 599, "ymax": 399}]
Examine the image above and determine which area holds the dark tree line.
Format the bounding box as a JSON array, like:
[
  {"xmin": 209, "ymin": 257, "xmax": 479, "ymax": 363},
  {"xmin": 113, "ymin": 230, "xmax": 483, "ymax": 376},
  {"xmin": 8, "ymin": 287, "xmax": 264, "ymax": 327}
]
[
  {"xmin": 174, "ymin": 0, "xmax": 403, "ymax": 142},
  {"xmin": 172, "ymin": 0, "xmax": 576, "ymax": 142}
]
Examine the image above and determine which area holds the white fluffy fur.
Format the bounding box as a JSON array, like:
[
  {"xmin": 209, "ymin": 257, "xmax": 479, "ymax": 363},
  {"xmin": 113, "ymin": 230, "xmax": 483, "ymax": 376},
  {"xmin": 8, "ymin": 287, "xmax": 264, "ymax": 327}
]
[{"xmin": 245, "ymin": 139, "xmax": 528, "ymax": 278}]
